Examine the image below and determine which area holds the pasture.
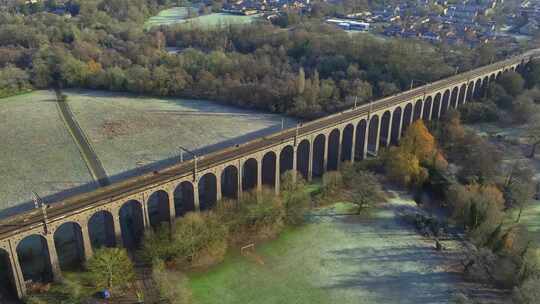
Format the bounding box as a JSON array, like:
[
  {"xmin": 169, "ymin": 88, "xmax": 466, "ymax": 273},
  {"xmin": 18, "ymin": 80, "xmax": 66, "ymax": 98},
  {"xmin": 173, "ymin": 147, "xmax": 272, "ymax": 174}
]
[
  {"xmin": 145, "ymin": 6, "xmax": 260, "ymax": 29},
  {"xmin": 0, "ymin": 91, "xmax": 97, "ymax": 218},
  {"xmin": 0, "ymin": 90, "xmax": 295, "ymax": 217},
  {"xmin": 144, "ymin": 7, "xmax": 193, "ymax": 29},
  {"xmin": 189, "ymin": 192, "xmax": 472, "ymax": 304},
  {"xmin": 65, "ymin": 90, "xmax": 297, "ymax": 183},
  {"xmin": 175, "ymin": 13, "xmax": 261, "ymax": 29}
]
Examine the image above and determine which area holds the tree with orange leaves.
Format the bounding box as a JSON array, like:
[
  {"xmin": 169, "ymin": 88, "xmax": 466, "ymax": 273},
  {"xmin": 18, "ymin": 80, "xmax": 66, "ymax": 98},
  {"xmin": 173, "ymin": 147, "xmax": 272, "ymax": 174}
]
[{"xmin": 384, "ymin": 120, "xmax": 447, "ymax": 187}]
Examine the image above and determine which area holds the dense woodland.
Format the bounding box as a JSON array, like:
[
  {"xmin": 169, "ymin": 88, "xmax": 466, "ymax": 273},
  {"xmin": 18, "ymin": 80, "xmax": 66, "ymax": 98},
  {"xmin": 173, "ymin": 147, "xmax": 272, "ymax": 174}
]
[{"xmin": 0, "ymin": 0, "xmax": 513, "ymax": 118}]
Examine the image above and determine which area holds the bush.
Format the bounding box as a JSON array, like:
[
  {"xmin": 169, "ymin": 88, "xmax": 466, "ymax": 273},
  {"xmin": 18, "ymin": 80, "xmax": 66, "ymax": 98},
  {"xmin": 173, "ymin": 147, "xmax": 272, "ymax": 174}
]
[
  {"xmin": 282, "ymin": 184, "xmax": 310, "ymax": 225},
  {"xmin": 148, "ymin": 212, "xmax": 229, "ymax": 267},
  {"xmin": 280, "ymin": 170, "xmax": 305, "ymax": 192},
  {"xmin": 220, "ymin": 190, "xmax": 285, "ymax": 242},
  {"xmin": 445, "ymin": 183, "xmax": 505, "ymax": 244},
  {"xmin": 513, "ymin": 276, "xmax": 540, "ymax": 304},
  {"xmin": 179, "ymin": 212, "xmax": 228, "ymax": 267},
  {"xmin": 140, "ymin": 226, "xmax": 178, "ymax": 264},
  {"xmin": 459, "ymin": 101, "xmax": 500, "ymax": 123},
  {"xmin": 86, "ymin": 248, "xmax": 135, "ymax": 295},
  {"xmin": 152, "ymin": 260, "xmax": 192, "ymax": 304},
  {"xmin": 320, "ymin": 171, "xmax": 344, "ymax": 198},
  {"xmin": 23, "ymin": 296, "xmax": 48, "ymax": 304}
]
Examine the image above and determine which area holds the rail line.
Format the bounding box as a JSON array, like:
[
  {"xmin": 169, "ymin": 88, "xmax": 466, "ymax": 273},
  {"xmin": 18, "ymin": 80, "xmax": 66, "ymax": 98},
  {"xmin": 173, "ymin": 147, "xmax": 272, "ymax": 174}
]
[{"xmin": 1, "ymin": 49, "xmax": 538, "ymax": 240}]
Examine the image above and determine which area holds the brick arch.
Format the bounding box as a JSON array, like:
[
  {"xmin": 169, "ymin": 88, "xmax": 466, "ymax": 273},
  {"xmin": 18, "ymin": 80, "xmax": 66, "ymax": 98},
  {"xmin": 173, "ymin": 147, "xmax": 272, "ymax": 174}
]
[
  {"xmin": 380, "ymin": 111, "xmax": 392, "ymax": 148},
  {"xmin": 402, "ymin": 103, "xmax": 413, "ymax": 134},
  {"xmin": 119, "ymin": 199, "xmax": 144, "ymax": 249},
  {"xmin": 220, "ymin": 165, "xmax": 238, "ymax": 200},
  {"xmin": 147, "ymin": 189, "xmax": 170, "ymax": 229},
  {"xmin": 173, "ymin": 180, "xmax": 196, "ymax": 216},
  {"xmin": 0, "ymin": 247, "xmax": 18, "ymax": 300},
  {"xmin": 16, "ymin": 234, "xmax": 54, "ymax": 283},
  {"xmin": 341, "ymin": 124, "xmax": 354, "ymax": 161},
  {"xmin": 262, "ymin": 151, "xmax": 277, "ymax": 188},
  {"xmin": 87, "ymin": 210, "xmax": 115, "ymax": 250},
  {"xmin": 327, "ymin": 129, "xmax": 340, "ymax": 171},
  {"xmin": 313, "ymin": 133, "xmax": 326, "ymax": 177},
  {"xmin": 280, "ymin": 145, "xmax": 294, "ymax": 176},
  {"xmin": 367, "ymin": 114, "xmax": 380, "ymax": 154},
  {"xmin": 53, "ymin": 221, "xmax": 84, "ymax": 270},
  {"xmin": 296, "ymin": 140, "xmax": 310, "ymax": 179},
  {"xmin": 199, "ymin": 172, "xmax": 218, "ymax": 210},
  {"xmin": 242, "ymin": 158, "xmax": 258, "ymax": 193}
]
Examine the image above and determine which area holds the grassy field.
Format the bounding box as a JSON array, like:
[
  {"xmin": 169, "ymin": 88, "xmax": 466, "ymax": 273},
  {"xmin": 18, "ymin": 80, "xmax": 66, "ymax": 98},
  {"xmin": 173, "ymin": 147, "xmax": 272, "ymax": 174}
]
[
  {"xmin": 189, "ymin": 192, "xmax": 471, "ymax": 304},
  {"xmin": 517, "ymin": 201, "xmax": 540, "ymax": 244},
  {"xmin": 145, "ymin": 6, "xmax": 260, "ymax": 29},
  {"xmin": 66, "ymin": 90, "xmax": 297, "ymax": 182},
  {"xmin": 144, "ymin": 7, "xmax": 193, "ymax": 29},
  {"xmin": 0, "ymin": 91, "xmax": 97, "ymax": 218},
  {"xmin": 0, "ymin": 89, "xmax": 295, "ymax": 217},
  {"xmin": 175, "ymin": 13, "xmax": 261, "ymax": 29}
]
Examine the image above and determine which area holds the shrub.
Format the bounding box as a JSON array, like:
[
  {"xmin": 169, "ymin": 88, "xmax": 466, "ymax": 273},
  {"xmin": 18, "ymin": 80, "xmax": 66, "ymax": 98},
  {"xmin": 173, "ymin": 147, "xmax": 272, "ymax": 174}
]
[
  {"xmin": 445, "ymin": 183, "xmax": 505, "ymax": 244},
  {"xmin": 152, "ymin": 260, "xmax": 192, "ymax": 304},
  {"xmin": 172, "ymin": 212, "xmax": 229, "ymax": 267},
  {"xmin": 282, "ymin": 184, "xmax": 310, "ymax": 225},
  {"xmin": 459, "ymin": 101, "xmax": 500, "ymax": 123},
  {"xmin": 86, "ymin": 248, "xmax": 135, "ymax": 295},
  {"xmin": 320, "ymin": 171, "xmax": 344, "ymax": 198},
  {"xmin": 140, "ymin": 226, "xmax": 178, "ymax": 263},
  {"xmin": 215, "ymin": 190, "xmax": 285, "ymax": 242},
  {"xmin": 280, "ymin": 170, "xmax": 305, "ymax": 192},
  {"xmin": 23, "ymin": 296, "xmax": 48, "ymax": 304},
  {"xmin": 513, "ymin": 276, "xmax": 540, "ymax": 304}
]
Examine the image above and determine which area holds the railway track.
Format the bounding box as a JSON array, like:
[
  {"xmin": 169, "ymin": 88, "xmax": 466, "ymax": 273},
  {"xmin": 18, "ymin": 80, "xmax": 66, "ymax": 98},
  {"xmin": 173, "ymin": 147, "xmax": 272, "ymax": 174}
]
[{"xmin": 1, "ymin": 50, "xmax": 538, "ymax": 241}]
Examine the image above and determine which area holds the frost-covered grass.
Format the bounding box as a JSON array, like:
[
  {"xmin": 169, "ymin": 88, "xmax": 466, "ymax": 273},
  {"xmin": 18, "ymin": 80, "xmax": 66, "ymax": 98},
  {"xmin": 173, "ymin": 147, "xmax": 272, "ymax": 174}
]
[
  {"xmin": 144, "ymin": 7, "xmax": 193, "ymax": 29},
  {"xmin": 0, "ymin": 91, "xmax": 96, "ymax": 218},
  {"xmin": 145, "ymin": 6, "xmax": 260, "ymax": 29},
  {"xmin": 66, "ymin": 90, "xmax": 297, "ymax": 182},
  {"xmin": 189, "ymin": 192, "xmax": 464, "ymax": 304}
]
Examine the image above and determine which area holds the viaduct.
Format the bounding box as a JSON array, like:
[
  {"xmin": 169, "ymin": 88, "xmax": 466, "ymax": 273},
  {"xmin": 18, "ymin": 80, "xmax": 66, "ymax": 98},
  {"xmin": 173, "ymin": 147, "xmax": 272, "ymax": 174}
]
[{"xmin": 1, "ymin": 49, "xmax": 539, "ymax": 299}]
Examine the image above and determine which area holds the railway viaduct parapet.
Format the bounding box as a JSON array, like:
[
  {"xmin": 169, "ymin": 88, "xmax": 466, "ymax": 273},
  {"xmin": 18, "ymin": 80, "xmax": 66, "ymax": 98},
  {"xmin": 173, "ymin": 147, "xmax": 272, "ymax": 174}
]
[{"xmin": 1, "ymin": 49, "xmax": 539, "ymax": 299}]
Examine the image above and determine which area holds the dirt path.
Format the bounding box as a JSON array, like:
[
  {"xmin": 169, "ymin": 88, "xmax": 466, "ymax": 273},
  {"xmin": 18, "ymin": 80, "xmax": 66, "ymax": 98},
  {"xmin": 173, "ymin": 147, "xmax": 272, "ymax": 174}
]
[{"xmin": 56, "ymin": 98, "xmax": 110, "ymax": 187}]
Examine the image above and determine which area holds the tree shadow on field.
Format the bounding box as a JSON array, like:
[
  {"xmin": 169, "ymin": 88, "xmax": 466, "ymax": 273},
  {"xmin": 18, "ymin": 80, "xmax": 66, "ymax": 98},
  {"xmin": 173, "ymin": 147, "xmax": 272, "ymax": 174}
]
[
  {"xmin": 0, "ymin": 91, "xmax": 298, "ymax": 219},
  {"xmin": 316, "ymin": 201, "xmax": 466, "ymax": 304},
  {"xmin": 324, "ymin": 270, "xmax": 460, "ymax": 304}
]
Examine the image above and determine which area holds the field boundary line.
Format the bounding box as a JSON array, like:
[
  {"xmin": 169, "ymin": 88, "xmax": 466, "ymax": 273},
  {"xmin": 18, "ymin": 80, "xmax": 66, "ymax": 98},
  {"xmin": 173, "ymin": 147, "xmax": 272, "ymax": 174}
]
[{"xmin": 55, "ymin": 97, "xmax": 110, "ymax": 187}]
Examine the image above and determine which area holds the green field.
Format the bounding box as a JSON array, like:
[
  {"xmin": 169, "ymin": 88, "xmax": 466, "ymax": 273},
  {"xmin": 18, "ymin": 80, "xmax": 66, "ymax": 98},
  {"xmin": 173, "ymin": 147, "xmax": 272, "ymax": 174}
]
[
  {"xmin": 144, "ymin": 7, "xmax": 193, "ymax": 29},
  {"xmin": 189, "ymin": 192, "xmax": 469, "ymax": 304},
  {"xmin": 0, "ymin": 90, "xmax": 295, "ymax": 217},
  {"xmin": 145, "ymin": 7, "xmax": 260, "ymax": 29},
  {"xmin": 176, "ymin": 13, "xmax": 261, "ymax": 29},
  {"xmin": 66, "ymin": 90, "xmax": 297, "ymax": 182},
  {"xmin": 0, "ymin": 91, "xmax": 97, "ymax": 217}
]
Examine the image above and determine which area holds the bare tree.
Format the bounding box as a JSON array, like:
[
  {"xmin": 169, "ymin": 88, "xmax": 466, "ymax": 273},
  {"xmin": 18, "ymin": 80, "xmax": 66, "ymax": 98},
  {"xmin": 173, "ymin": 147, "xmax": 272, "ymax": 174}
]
[{"xmin": 526, "ymin": 115, "xmax": 540, "ymax": 158}]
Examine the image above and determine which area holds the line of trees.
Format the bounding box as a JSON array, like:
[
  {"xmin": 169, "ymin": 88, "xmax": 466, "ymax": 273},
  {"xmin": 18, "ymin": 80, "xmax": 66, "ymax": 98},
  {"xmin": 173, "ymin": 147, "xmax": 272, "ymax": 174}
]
[{"xmin": 0, "ymin": 0, "xmax": 507, "ymax": 118}]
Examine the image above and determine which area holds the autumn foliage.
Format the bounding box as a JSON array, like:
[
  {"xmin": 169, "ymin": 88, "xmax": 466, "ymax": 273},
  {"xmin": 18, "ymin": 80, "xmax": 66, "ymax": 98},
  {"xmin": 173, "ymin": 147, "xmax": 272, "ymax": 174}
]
[{"xmin": 384, "ymin": 120, "xmax": 447, "ymax": 187}]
